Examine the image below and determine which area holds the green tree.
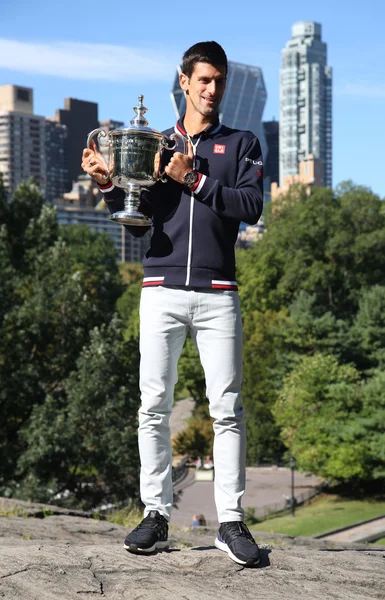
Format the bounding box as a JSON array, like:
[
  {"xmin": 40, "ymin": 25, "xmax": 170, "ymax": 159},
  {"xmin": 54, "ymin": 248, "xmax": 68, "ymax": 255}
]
[
  {"xmin": 273, "ymin": 354, "xmax": 371, "ymax": 483},
  {"xmin": 17, "ymin": 317, "xmax": 141, "ymax": 508},
  {"xmin": 175, "ymin": 336, "xmax": 207, "ymax": 414},
  {"xmin": 235, "ymin": 183, "xmax": 385, "ymax": 476},
  {"xmin": 172, "ymin": 417, "xmax": 213, "ymax": 460},
  {"xmin": 0, "ymin": 180, "xmax": 127, "ymax": 495},
  {"xmin": 242, "ymin": 309, "xmax": 287, "ymax": 464},
  {"xmin": 238, "ymin": 184, "xmax": 385, "ymax": 320},
  {"xmin": 349, "ymin": 286, "xmax": 385, "ymax": 373},
  {"xmin": 357, "ymin": 371, "xmax": 385, "ymax": 480},
  {"xmin": 60, "ymin": 224, "xmax": 123, "ymax": 308},
  {"xmin": 117, "ymin": 279, "xmax": 142, "ymax": 340}
]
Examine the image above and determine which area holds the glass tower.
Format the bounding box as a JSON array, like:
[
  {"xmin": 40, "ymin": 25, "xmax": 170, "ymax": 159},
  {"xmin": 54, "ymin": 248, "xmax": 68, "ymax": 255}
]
[
  {"xmin": 171, "ymin": 61, "xmax": 267, "ymax": 158},
  {"xmin": 279, "ymin": 21, "xmax": 332, "ymax": 188}
]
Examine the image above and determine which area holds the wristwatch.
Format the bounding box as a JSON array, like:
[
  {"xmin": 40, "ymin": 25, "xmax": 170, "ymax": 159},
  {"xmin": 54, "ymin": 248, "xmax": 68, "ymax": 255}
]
[{"xmin": 183, "ymin": 170, "xmax": 199, "ymax": 189}]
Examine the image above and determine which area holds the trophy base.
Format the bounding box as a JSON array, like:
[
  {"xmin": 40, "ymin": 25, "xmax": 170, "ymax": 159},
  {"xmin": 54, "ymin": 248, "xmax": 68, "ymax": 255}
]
[{"xmin": 109, "ymin": 211, "xmax": 152, "ymax": 226}]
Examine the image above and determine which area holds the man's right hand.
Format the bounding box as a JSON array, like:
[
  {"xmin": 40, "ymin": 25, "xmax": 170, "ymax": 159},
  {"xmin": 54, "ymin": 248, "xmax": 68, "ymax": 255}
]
[{"xmin": 81, "ymin": 140, "xmax": 110, "ymax": 186}]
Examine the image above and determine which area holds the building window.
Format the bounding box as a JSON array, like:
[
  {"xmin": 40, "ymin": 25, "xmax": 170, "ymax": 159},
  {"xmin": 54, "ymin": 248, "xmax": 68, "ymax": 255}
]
[{"xmin": 17, "ymin": 88, "xmax": 31, "ymax": 103}]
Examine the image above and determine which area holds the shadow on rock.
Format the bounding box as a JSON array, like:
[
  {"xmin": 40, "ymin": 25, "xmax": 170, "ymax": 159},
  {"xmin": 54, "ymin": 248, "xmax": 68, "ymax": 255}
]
[
  {"xmin": 319, "ymin": 548, "xmax": 385, "ymax": 553},
  {"xmin": 191, "ymin": 545, "xmax": 271, "ymax": 569}
]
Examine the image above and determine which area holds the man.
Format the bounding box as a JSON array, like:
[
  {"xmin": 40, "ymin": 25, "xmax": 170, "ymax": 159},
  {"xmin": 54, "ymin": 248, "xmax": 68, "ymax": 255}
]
[{"xmin": 81, "ymin": 41, "xmax": 263, "ymax": 567}]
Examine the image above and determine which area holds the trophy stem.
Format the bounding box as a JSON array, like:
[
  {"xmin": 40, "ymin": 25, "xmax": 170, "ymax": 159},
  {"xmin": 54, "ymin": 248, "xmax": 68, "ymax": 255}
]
[{"xmin": 109, "ymin": 183, "xmax": 152, "ymax": 226}]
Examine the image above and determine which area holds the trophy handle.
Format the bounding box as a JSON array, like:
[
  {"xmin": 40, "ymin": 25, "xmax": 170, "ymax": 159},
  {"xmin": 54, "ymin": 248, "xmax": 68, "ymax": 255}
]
[
  {"xmin": 158, "ymin": 132, "xmax": 188, "ymax": 183},
  {"xmin": 86, "ymin": 128, "xmax": 110, "ymax": 181},
  {"xmin": 167, "ymin": 132, "xmax": 188, "ymax": 153}
]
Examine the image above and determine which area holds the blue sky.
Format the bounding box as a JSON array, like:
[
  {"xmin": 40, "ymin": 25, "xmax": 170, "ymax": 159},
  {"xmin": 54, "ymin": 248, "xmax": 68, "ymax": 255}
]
[{"xmin": 1, "ymin": 0, "xmax": 384, "ymax": 196}]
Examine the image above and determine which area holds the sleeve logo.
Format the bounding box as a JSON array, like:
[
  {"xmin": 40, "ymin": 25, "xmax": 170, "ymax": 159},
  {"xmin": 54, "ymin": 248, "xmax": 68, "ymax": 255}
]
[{"xmin": 214, "ymin": 144, "xmax": 226, "ymax": 154}]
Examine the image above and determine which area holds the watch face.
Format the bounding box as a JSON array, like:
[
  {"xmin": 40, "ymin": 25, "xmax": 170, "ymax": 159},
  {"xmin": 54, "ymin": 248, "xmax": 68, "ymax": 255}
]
[{"xmin": 184, "ymin": 171, "xmax": 198, "ymax": 187}]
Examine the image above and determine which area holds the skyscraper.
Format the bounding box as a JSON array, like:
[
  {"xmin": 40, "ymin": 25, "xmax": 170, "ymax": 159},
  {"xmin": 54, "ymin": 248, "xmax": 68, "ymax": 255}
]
[
  {"xmin": 45, "ymin": 118, "xmax": 68, "ymax": 203},
  {"xmin": 279, "ymin": 21, "xmax": 332, "ymax": 188},
  {"xmin": 52, "ymin": 98, "xmax": 99, "ymax": 190},
  {"xmin": 0, "ymin": 84, "xmax": 68, "ymax": 202},
  {"xmin": 171, "ymin": 61, "xmax": 267, "ymax": 158},
  {"xmin": 263, "ymin": 119, "xmax": 279, "ymax": 190}
]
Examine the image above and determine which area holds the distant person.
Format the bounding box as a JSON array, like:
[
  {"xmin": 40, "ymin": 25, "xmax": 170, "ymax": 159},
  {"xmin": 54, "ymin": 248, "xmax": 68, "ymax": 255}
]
[
  {"xmin": 192, "ymin": 514, "xmax": 207, "ymax": 527},
  {"xmin": 197, "ymin": 514, "xmax": 207, "ymax": 527},
  {"xmin": 195, "ymin": 457, "xmax": 202, "ymax": 470},
  {"xmin": 192, "ymin": 514, "xmax": 201, "ymax": 527},
  {"xmin": 203, "ymin": 455, "xmax": 214, "ymax": 470},
  {"xmin": 81, "ymin": 40, "xmax": 263, "ymax": 567}
]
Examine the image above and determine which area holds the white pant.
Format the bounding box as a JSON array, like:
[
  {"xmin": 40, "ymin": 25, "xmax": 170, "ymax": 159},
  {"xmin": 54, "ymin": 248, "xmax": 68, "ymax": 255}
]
[{"xmin": 138, "ymin": 286, "xmax": 246, "ymax": 523}]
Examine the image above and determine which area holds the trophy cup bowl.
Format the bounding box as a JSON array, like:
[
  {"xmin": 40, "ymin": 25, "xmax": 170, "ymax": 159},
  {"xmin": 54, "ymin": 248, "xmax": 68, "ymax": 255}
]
[{"xmin": 87, "ymin": 95, "xmax": 186, "ymax": 226}]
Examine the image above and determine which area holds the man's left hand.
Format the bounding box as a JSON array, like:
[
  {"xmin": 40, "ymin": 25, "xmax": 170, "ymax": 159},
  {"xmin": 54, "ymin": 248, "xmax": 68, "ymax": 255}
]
[{"xmin": 164, "ymin": 141, "xmax": 194, "ymax": 184}]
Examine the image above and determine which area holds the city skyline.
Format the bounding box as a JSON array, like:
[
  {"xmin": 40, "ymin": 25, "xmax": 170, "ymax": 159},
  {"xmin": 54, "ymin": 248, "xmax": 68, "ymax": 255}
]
[{"xmin": 0, "ymin": 0, "xmax": 384, "ymax": 197}]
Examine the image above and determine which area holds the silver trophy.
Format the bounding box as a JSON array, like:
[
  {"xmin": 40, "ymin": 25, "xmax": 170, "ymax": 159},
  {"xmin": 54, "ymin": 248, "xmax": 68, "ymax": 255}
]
[{"xmin": 87, "ymin": 95, "xmax": 186, "ymax": 225}]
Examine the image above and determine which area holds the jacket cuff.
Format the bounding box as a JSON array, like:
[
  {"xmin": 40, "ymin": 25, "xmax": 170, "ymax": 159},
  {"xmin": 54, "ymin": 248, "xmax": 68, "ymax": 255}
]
[
  {"xmin": 192, "ymin": 173, "xmax": 207, "ymax": 195},
  {"xmin": 98, "ymin": 181, "xmax": 115, "ymax": 193}
]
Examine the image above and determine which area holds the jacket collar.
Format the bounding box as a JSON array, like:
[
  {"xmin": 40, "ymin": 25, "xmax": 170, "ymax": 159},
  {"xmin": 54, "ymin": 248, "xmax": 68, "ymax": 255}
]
[{"xmin": 175, "ymin": 115, "xmax": 222, "ymax": 138}]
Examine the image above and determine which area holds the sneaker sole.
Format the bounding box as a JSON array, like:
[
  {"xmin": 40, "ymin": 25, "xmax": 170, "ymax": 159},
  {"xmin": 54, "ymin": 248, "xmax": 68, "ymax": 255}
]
[
  {"xmin": 124, "ymin": 540, "xmax": 169, "ymax": 554},
  {"xmin": 215, "ymin": 537, "xmax": 260, "ymax": 566}
]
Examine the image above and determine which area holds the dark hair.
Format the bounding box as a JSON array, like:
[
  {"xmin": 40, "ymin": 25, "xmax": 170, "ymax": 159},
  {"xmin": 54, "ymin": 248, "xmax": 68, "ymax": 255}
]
[{"xmin": 182, "ymin": 41, "xmax": 228, "ymax": 78}]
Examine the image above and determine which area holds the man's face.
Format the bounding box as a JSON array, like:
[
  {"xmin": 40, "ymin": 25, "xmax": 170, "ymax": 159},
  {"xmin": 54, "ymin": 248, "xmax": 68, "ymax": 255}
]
[{"xmin": 180, "ymin": 62, "xmax": 227, "ymax": 118}]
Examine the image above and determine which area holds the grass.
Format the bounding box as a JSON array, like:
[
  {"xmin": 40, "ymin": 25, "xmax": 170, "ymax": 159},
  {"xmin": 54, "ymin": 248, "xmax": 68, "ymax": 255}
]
[
  {"xmin": 0, "ymin": 502, "xmax": 28, "ymax": 519},
  {"xmin": 173, "ymin": 537, "xmax": 193, "ymax": 548},
  {"xmin": 373, "ymin": 537, "xmax": 385, "ymax": 546},
  {"xmin": 0, "ymin": 502, "xmax": 54, "ymax": 520},
  {"xmin": 107, "ymin": 505, "xmax": 144, "ymax": 528},
  {"xmin": 248, "ymin": 494, "xmax": 385, "ymax": 538}
]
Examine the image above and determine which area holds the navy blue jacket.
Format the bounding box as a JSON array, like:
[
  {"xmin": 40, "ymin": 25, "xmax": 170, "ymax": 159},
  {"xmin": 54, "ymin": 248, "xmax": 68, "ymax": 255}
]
[{"xmin": 100, "ymin": 117, "xmax": 263, "ymax": 290}]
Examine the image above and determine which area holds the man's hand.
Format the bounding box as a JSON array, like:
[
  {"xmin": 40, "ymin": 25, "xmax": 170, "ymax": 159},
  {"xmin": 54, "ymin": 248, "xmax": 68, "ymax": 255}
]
[
  {"xmin": 81, "ymin": 140, "xmax": 110, "ymax": 186},
  {"xmin": 153, "ymin": 151, "xmax": 161, "ymax": 179},
  {"xmin": 164, "ymin": 141, "xmax": 194, "ymax": 184}
]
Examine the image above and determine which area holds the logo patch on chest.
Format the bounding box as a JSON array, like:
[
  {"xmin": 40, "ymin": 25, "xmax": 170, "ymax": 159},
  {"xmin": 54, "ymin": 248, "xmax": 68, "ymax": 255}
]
[{"xmin": 214, "ymin": 144, "xmax": 226, "ymax": 154}]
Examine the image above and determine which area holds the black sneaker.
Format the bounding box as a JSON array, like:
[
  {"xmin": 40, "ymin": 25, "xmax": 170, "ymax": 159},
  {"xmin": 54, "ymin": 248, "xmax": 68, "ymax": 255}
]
[
  {"xmin": 124, "ymin": 510, "xmax": 169, "ymax": 554},
  {"xmin": 215, "ymin": 521, "xmax": 260, "ymax": 566}
]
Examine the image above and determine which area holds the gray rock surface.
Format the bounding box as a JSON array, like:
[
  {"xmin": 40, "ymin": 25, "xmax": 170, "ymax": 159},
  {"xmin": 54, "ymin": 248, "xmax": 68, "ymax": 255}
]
[{"xmin": 1, "ymin": 500, "xmax": 385, "ymax": 600}]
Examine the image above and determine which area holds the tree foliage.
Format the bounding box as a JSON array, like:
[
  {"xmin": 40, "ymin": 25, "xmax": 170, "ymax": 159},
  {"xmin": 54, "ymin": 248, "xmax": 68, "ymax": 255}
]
[
  {"xmin": 17, "ymin": 317, "xmax": 141, "ymax": 508},
  {"xmin": 172, "ymin": 417, "xmax": 214, "ymax": 460},
  {"xmin": 235, "ymin": 182, "xmax": 385, "ymax": 480},
  {"xmin": 0, "ymin": 179, "xmax": 140, "ymax": 505},
  {"xmin": 6, "ymin": 178, "xmax": 382, "ymax": 492},
  {"xmin": 273, "ymin": 353, "xmax": 385, "ymax": 485},
  {"xmin": 175, "ymin": 336, "xmax": 207, "ymax": 413},
  {"xmin": 238, "ymin": 183, "xmax": 385, "ymax": 319},
  {"xmin": 242, "ymin": 309, "xmax": 287, "ymax": 464},
  {"xmin": 273, "ymin": 354, "xmax": 366, "ymax": 482}
]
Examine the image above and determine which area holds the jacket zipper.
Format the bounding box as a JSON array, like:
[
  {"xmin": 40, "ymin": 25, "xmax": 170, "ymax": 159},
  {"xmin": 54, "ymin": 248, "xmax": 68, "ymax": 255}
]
[{"xmin": 185, "ymin": 135, "xmax": 200, "ymax": 286}]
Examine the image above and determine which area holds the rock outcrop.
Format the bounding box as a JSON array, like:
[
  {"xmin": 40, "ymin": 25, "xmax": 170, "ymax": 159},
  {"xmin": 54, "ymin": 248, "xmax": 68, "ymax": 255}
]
[{"xmin": 0, "ymin": 498, "xmax": 384, "ymax": 599}]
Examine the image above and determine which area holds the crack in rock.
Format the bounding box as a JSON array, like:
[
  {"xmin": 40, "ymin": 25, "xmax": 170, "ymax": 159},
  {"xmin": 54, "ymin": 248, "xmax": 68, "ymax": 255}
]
[
  {"xmin": 82, "ymin": 556, "xmax": 104, "ymax": 596},
  {"xmin": 0, "ymin": 567, "xmax": 31, "ymax": 579}
]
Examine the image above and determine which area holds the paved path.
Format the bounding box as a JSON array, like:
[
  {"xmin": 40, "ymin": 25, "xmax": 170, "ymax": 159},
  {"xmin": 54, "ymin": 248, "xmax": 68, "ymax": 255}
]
[
  {"xmin": 321, "ymin": 516, "xmax": 385, "ymax": 543},
  {"xmin": 169, "ymin": 398, "xmax": 322, "ymax": 527},
  {"xmin": 173, "ymin": 466, "xmax": 321, "ymax": 527},
  {"xmin": 170, "ymin": 397, "xmax": 194, "ymax": 437}
]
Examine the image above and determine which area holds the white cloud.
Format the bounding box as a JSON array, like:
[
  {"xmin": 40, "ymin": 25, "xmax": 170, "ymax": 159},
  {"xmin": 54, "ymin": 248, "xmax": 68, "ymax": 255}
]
[
  {"xmin": 0, "ymin": 38, "xmax": 177, "ymax": 82},
  {"xmin": 336, "ymin": 82, "xmax": 385, "ymax": 99}
]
